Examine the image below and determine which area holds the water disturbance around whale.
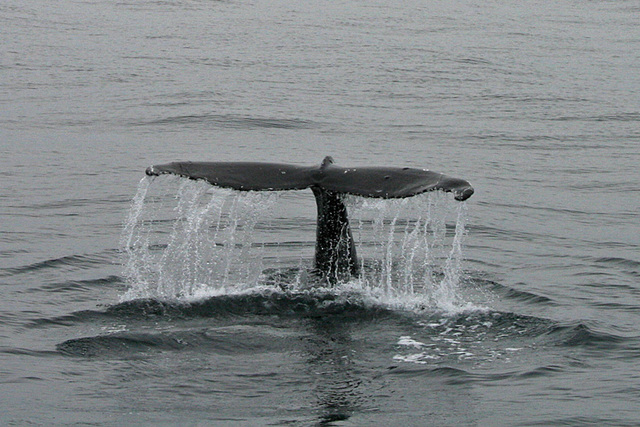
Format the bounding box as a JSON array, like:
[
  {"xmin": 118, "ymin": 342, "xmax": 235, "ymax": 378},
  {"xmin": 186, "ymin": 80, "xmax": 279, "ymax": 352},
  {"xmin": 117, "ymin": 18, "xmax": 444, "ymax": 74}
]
[{"xmin": 121, "ymin": 173, "xmax": 473, "ymax": 313}]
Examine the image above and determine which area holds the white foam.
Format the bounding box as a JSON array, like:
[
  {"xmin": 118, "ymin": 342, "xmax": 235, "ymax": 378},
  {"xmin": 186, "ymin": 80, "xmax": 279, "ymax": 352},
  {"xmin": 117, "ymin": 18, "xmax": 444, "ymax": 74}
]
[{"xmin": 397, "ymin": 336, "xmax": 427, "ymax": 348}]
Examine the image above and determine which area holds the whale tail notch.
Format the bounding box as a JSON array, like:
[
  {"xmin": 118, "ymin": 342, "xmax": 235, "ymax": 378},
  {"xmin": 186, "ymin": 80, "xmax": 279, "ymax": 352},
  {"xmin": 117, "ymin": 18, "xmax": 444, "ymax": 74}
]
[{"xmin": 146, "ymin": 156, "xmax": 474, "ymax": 283}]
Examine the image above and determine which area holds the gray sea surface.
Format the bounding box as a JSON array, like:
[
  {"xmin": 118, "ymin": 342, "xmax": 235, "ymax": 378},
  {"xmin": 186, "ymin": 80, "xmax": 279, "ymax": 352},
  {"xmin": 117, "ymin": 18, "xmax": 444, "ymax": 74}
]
[{"xmin": 1, "ymin": 0, "xmax": 639, "ymax": 425}]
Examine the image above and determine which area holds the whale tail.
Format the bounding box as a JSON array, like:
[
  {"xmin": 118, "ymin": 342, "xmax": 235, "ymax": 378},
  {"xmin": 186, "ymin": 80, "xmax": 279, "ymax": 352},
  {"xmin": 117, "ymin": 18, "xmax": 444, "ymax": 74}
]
[{"xmin": 146, "ymin": 156, "xmax": 474, "ymax": 283}]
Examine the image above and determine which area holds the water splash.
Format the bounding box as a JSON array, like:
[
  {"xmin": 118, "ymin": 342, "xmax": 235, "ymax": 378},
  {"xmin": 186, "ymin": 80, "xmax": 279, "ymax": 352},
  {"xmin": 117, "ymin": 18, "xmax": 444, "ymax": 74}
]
[
  {"xmin": 121, "ymin": 177, "xmax": 474, "ymax": 312},
  {"xmin": 346, "ymin": 192, "xmax": 472, "ymax": 312},
  {"xmin": 121, "ymin": 176, "xmax": 279, "ymax": 300}
]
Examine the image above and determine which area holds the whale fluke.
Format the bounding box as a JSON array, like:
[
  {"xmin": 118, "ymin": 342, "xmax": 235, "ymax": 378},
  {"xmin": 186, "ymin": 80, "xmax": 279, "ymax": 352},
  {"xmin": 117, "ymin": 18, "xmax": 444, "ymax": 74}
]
[
  {"xmin": 146, "ymin": 161, "xmax": 312, "ymax": 192},
  {"xmin": 146, "ymin": 156, "xmax": 474, "ymax": 283}
]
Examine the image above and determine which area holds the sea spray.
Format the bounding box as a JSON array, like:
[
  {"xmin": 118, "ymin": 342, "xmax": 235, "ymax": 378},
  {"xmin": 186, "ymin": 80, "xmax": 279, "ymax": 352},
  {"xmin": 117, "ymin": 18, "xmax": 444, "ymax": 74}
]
[
  {"xmin": 344, "ymin": 191, "xmax": 470, "ymax": 311},
  {"xmin": 121, "ymin": 177, "xmax": 280, "ymax": 300},
  {"xmin": 121, "ymin": 177, "xmax": 472, "ymax": 311},
  {"xmin": 434, "ymin": 201, "xmax": 470, "ymax": 311},
  {"xmin": 120, "ymin": 177, "xmax": 151, "ymax": 294}
]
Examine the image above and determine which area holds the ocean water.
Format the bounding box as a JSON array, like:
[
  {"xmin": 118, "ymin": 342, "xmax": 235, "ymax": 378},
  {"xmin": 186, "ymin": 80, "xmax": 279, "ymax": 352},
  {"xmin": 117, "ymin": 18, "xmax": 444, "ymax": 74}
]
[{"xmin": 1, "ymin": 0, "xmax": 639, "ymax": 425}]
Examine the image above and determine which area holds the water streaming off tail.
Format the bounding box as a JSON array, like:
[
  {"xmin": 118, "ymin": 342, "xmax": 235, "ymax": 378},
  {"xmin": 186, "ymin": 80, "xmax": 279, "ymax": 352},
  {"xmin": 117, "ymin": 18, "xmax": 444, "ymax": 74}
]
[
  {"xmin": 121, "ymin": 177, "xmax": 470, "ymax": 310},
  {"xmin": 346, "ymin": 193, "xmax": 469, "ymax": 310},
  {"xmin": 121, "ymin": 177, "xmax": 281, "ymax": 300}
]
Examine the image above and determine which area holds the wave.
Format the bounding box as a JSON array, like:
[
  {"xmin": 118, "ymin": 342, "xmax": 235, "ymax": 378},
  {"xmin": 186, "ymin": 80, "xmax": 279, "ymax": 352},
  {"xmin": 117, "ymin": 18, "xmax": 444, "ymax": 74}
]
[
  {"xmin": 40, "ymin": 286, "xmax": 555, "ymax": 329},
  {"xmin": 516, "ymin": 365, "xmax": 566, "ymax": 379},
  {"xmin": 384, "ymin": 364, "xmax": 581, "ymax": 386},
  {"xmin": 546, "ymin": 322, "xmax": 627, "ymax": 350},
  {"xmin": 391, "ymin": 309, "xmax": 634, "ymax": 368},
  {"xmin": 0, "ymin": 251, "xmax": 117, "ymax": 277},
  {"xmin": 453, "ymin": 312, "xmax": 629, "ymax": 350},
  {"xmin": 392, "ymin": 363, "xmax": 582, "ymax": 384},
  {"xmin": 593, "ymin": 256, "xmax": 640, "ymax": 270},
  {"xmin": 56, "ymin": 326, "xmax": 303, "ymax": 358},
  {"xmin": 55, "ymin": 290, "xmax": 398, "ymax": 358},
  {"xmin": 48, "ymin": 286, "xmax": 632, "ymax": 362},
  {"xmin": 41, "ymin": 287, "xmax": 626, "ymax": 354},
  {"xmin": 383, "ymin": 364, "xmax": 567, "ymax": 384},
  {"xmin": 468, "ymin": 276, "xmax": 556, "ymax": 306},
  {"xmin": 385, "ymin": 365, "xmax": 473, "ymax": 381},
  {"xmin": 30, "ymin": 275, "xmax": 122, "ymax": 294},
  {"xmin": 130, "ymin": 113, "xmax": 319, "ymax": 130},
  {"xmin": 550, "ymin": 112, "xmax": 640, "ymax": 122},
  {"xmin": 60, "ymin": 289, "xmax": 396, "ymax": 323}
]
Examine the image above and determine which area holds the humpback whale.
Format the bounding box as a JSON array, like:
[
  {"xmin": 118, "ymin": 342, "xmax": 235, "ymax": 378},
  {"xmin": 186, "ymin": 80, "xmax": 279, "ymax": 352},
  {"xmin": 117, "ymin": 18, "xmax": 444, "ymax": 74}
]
[{"xmin": 146, "ymin": 156, "xmax": 473, "ymax": 283}]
